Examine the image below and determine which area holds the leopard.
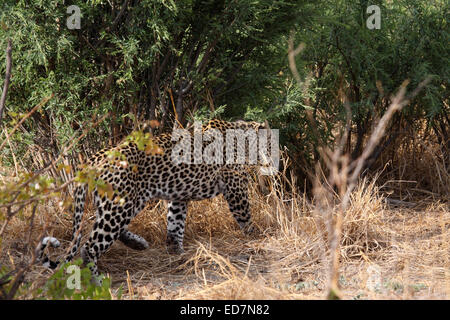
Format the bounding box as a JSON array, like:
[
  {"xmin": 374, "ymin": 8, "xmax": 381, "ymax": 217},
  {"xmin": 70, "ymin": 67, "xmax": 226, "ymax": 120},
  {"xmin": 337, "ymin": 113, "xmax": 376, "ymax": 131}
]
[{"xmin": 37, "ymin": 119, "xmax": 270, "ymax": 280}]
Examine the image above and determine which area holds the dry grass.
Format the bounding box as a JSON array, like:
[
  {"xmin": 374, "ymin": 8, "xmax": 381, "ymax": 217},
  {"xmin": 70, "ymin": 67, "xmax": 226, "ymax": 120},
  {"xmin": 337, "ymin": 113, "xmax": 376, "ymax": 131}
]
[
  {"xmin": 377, "ymin": 125, "xmax": 450, "ymax": 202},
  {"xmin": 1, "ymin": 165, "xmax": 448, "ymax": 299}
]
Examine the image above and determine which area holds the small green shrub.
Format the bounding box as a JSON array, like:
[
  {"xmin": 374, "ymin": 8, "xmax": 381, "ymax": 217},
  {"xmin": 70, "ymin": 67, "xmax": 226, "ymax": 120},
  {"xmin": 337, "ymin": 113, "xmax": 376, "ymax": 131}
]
[{"xmin": 34, "ymin": 259, "xmax": 117, "ymax": 300}]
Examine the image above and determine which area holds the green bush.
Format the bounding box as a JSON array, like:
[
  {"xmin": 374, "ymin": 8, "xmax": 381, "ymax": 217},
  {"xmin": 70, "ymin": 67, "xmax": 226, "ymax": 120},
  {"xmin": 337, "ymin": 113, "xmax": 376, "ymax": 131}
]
[
  {"xmin": 34, "ymin": 259, "xmax": 117, "ymax": 300},
  {"xmin": 0, "ymin": 0, "xmax": 318, "ymax": 167}
]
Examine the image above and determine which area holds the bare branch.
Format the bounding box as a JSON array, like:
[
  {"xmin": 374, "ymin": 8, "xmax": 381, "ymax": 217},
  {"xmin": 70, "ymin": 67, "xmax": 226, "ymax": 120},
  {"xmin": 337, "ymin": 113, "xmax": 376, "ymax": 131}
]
[
  {"xmin": 110, "ymin": 0, "xmax": 130, "ymax": 31},
  {"xmin": 0, "ymin": 94, "xmax": 53, "ymax": 151},
  {"xmin": 0, "ymin": 39, "xmax": 12, "ymax": 124}
]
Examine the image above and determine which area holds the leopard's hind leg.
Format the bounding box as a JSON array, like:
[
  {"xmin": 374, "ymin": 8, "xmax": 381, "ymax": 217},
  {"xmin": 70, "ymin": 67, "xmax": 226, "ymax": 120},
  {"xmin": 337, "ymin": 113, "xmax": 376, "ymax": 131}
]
[
  {"xmin": 118, "ymin": 193, "xmax": 150, "ymax": 250},
  {"xmin": 223, "ymin": 172, "xmax": 253, "ymax": 233},
  {"xmin": 166, "ymin": 200, "xmax": 187, "ymax": 254}
]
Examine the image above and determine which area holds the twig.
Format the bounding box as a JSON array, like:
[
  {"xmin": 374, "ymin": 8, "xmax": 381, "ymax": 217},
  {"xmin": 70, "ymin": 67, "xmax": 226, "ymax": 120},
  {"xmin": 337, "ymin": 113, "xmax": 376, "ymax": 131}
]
[
  {"xmin": 288, "ymin": 34, "xmax": 305, "ymax": 85},
  {"xmin": 110, "ymin": 0, "xmax": 129, "ymax": 31},
  {"xmin": 3, "ymin": 128, "xmax": 18, "ymax": 176},
  {"xmin": 0, "ymin": 94, "xmax": 53, "ymax": 150},
  {"xmin": 168, "ymin": 88, "xmax": 183, "ymax": 128},
  {"xmin": 25, "ymin": 203, "xmax": 38, "ymax": 253},
  {"xmin": 0, "ymin": 39, "xmax": 12, "ymax": 124}
]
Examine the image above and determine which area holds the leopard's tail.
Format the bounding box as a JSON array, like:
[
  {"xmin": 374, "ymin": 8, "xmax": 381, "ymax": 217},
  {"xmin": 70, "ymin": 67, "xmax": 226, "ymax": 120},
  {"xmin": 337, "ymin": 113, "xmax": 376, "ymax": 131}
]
[
  {"xmin": 38, "ymin": 185, "xmax": 87, "ymax": 269},
  {"xmin": 37, "ymin": 236, "xmax": 61, "ymax": 269}
]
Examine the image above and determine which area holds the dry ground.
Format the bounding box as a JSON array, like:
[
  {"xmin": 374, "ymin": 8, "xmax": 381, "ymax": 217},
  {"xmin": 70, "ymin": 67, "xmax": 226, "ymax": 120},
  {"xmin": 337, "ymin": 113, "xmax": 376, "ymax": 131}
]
[{"xmin": 1, "ymin": 176, "xmax": 448, "ymax": 300}]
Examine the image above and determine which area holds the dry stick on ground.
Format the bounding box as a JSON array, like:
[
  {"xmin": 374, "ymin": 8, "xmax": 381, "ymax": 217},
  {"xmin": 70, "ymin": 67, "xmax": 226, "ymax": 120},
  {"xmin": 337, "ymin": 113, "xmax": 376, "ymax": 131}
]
[
  {"xmin": 3, "ymin": 128, "xmax": 19, "ymax": 176},
  {"xmin": 0, "ymin": 39, "xmax": 12, "ymax": 124}
]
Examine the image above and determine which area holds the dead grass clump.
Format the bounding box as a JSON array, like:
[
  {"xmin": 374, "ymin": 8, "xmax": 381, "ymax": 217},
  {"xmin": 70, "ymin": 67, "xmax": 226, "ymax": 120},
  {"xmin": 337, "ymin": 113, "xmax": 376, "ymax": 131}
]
[
  {"xmin": 181, "ymin": 276, "xmax": 306, "ymax": 300},
  {"xmin": 340, "ymin": 178, "xmax": 389, "ymax": 259}
]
